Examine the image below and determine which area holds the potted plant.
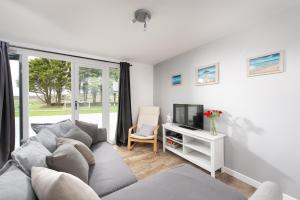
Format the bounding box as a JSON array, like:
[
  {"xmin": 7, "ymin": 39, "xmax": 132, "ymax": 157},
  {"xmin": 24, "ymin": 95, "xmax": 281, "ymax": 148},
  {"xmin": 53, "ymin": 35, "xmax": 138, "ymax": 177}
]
[{"xmin": 204, "ymin": 110, "xmax": 222, "ymax": 136}]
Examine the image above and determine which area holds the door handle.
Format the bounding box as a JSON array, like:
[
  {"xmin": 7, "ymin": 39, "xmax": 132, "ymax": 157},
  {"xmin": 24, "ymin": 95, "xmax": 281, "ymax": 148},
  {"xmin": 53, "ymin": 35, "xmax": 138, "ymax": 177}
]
[{"xmin": 75, "ymin": 101, "xmax": 78, "ymax": 110}]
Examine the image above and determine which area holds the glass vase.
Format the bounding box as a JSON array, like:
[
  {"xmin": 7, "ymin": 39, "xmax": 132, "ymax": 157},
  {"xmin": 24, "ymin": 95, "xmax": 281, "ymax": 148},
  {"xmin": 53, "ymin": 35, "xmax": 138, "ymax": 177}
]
[{"xmin": 210, "ymin": 119, "xmax": 218, "ymax": 136}]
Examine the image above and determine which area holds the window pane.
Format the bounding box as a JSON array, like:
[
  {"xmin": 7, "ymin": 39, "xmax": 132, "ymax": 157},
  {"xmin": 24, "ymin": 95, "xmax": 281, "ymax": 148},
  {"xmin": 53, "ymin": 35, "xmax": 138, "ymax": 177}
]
[
  {"xmin": 78, "ymin": 67, "xmax": 102, "ymax": 127},
  {"xmin": 109, "ymin": 67, "xmax": 120, "ymax": 143},
  {"xmin": 28, "ymin": 56, "xmax": 72, "ymax": 137}
]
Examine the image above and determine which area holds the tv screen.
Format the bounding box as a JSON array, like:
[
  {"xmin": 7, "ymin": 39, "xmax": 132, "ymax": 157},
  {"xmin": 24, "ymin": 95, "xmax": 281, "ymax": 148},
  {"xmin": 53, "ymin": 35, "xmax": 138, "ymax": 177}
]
[{"xmin": 173, "ymin": 104, "xmax": 203, "ymax": 130}]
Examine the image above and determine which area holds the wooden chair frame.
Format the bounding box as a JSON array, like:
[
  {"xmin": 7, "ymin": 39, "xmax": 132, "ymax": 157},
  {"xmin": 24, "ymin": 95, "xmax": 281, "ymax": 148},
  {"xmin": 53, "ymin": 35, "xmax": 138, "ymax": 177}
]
[{"xmin": 127, "ymin": 125, "xmax": 160, "ymax": 153}]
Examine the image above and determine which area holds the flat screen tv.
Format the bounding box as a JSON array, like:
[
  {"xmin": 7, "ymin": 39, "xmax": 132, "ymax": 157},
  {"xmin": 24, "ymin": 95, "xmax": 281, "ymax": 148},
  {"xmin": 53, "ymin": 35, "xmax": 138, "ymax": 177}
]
[{"xmin": 173, "ymin": 104, "xmax": 204, "ymax": 130}]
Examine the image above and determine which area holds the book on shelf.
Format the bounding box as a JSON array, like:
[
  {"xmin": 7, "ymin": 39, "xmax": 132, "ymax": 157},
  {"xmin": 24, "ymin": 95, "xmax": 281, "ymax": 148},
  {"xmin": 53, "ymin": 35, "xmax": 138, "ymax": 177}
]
[
  {"xmin": 166, "ymin": 139, "xmax": 182, "ymax": 149},
  {"xmin": 167, "ymin": 136, "xmax": 182, "ymax": 143}
]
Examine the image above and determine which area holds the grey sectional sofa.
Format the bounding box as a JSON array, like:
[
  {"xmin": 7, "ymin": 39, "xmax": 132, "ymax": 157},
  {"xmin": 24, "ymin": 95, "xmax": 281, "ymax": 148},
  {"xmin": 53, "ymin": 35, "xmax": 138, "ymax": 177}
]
[{"xmin": 0, "ymin": 123, "xmax": 281, "ymax": 200}]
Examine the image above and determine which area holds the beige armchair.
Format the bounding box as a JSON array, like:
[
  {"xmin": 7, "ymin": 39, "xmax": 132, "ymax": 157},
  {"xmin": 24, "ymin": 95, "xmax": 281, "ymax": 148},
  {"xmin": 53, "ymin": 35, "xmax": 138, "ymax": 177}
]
[{"xmin": 127, "ymin": 106, "xmax": 160, "ymax": 153}]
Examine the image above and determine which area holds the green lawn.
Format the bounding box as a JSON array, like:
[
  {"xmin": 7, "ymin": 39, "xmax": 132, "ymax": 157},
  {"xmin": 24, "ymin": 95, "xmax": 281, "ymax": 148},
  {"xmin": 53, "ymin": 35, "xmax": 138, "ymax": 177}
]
[{"xmin": 14, "ymin": 101, "xmax": 118, "ymax": 117}]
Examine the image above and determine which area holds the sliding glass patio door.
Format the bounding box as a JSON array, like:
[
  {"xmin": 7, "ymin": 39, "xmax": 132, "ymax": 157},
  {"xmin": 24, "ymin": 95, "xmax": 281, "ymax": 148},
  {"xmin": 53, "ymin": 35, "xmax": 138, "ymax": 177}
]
[
  {"xmin": 73, "ymin": 64, "xmax": 118, "ymax": 143},
  {"xmin": 73, "ymin": 65, "xmax": 107, "ymax": 130},
  {"xmin": 13, "ymin": 49, "xmax": 119, "ymax": 144}
]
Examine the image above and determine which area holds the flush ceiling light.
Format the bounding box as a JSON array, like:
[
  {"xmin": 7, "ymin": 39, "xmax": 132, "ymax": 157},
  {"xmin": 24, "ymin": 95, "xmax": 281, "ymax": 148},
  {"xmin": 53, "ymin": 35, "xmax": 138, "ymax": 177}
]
[{"xmin": 131, "ymin": 9, "xmax": 151, "ymax": 31}]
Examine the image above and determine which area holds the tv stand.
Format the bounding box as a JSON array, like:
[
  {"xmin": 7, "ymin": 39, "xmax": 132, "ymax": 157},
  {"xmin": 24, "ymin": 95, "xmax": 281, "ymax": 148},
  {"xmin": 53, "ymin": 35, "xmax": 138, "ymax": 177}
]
[
  {"xmin": 163, "ymin": 123, "xmax": 225, "ymax": 177},
  {"xmin": 178, "ymin": 125, "xmax": 197, "ymax": 130}
]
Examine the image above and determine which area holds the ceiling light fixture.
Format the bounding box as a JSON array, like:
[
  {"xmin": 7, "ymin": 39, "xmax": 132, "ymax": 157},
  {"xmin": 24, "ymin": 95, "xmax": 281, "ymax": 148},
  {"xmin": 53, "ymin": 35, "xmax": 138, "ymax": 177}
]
[{"xmin": 131, "ymin": 9, "xmax": 151, "ymax": 31}]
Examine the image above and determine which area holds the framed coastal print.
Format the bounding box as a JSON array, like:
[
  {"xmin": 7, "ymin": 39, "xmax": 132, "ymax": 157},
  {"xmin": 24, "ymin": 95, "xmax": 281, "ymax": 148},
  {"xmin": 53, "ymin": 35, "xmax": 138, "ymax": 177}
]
[
  {"xmin": 172, "ymin": 74, "xmax": 182, "ymax": 85},
  {"xmin": 247, "ymin": 50, "xmax": 284, "ymax": 77},
  {"xmin": 195, "ymin": 63, "xmax": 219, "ymax": 86}
]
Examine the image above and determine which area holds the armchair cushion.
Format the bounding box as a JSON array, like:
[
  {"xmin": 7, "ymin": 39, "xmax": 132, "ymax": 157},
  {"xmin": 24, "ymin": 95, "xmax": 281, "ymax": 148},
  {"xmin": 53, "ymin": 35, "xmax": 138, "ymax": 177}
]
[
  {"xmin": 130, "ymin": 134, "xmax": 154, "ymax": 140},
  {"xmin": 136, "ymin": 124, "xmax": 156, "ymax": 137}
]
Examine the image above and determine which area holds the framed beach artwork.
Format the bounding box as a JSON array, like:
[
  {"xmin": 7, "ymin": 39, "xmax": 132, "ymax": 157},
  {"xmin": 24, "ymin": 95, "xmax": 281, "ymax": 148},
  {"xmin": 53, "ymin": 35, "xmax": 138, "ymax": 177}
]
[
  {"xmin": 247, "ymin": 50, "xmax": 284, "ymax": 77},
  {"xmin": 195, "ymin": 63, "xmax": 219, "ymax": 86},
  {"xmin": 172, "ymin": 74, "xmax": 182, "ymax": 85}
]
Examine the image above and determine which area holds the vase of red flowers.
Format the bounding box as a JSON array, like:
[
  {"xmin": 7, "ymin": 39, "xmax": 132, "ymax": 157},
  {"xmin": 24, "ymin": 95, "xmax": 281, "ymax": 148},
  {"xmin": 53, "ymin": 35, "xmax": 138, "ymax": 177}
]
[{"xmin": 203, "ymin": 110, "xmax": 223, "ymax": 136}]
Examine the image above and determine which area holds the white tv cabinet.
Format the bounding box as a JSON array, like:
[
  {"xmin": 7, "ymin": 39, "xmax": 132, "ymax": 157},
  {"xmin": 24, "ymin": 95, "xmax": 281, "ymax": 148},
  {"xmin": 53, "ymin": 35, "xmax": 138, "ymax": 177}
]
[{"xmin": 162, "ymin": 123, "xmax": 225, "ymax": 177}]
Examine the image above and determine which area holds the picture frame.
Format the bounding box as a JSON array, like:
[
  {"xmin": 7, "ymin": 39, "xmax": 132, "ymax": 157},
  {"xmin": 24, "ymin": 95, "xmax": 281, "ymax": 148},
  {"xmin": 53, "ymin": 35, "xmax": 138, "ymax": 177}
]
[
  {"xmin": 172, "ymin": 74, "xmax": 182, "ymax": 85},
  {"xmin": 247, "ymin": 50, "xmax": 284, "ymax": 77},
  {"xmin": 195, "ymin": 63, "xmax": 219, "ymax": 86}
]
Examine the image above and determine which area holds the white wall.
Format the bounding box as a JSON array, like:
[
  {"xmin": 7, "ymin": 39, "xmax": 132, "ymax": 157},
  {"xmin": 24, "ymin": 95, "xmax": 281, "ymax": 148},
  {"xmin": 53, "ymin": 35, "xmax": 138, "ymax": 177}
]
[
  {"xmin": 130, "ymin": 62, "xmax": 154, "ymax": 122},
  {"xmin": 154, "ymin": 8, "xmax": 300, "ymax": 199}
]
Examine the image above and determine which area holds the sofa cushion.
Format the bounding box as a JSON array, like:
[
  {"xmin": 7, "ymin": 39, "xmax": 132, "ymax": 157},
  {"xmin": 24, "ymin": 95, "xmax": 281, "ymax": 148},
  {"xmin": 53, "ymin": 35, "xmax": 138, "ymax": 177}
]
[
  {"xmin": 0, "ymin": 161, "xmax": 37, "ymax": 200},
  {"xmin": 95, "ymin": 128, "xmax": 107, "ymax": 142},
  {"xmin": 57, "ymin": 138, "xmax": 95, "ymax": 165},
  {"xmin": 29, "ymin": 128, "xmax": 57, "ymax": 152},
  {"xmin": 75, "ymin": 120, "xmax": 107, "ymax": 143},
  {"xmin": 31, "ymin": 119, "xmax": 74, "ymax": 137},
  {"xmin": 46, "ymin": 144, "xmax": 89, "ymax": 183},
  {"xmin": 75, "ymin": 120, "xmax": 98, "ymax": 142},
  {"xmin": 89, "ymin": 142, "xmax": 137, "ymax": 197},
  {"xmin": 64, "ymin": 126, "xmax": 93, "ymax": 147},
  {"xmin": 31, "ymin": 167, "xmax": 100, "ymax": 200},
  {"xmin": 103, "ymin": 164, "xmax": 246, "ymax": 200},
  {"xmin": 11, "ymin": 140, "xmax": 51, "ymax": 175}
]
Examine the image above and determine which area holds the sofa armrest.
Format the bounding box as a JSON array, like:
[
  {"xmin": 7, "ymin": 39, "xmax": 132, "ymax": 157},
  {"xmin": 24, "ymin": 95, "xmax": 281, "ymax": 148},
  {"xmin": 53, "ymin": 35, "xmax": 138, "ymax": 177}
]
[
  {"xmin": 96, "ymin": 128, "xmax": 107, "ymax": 142},
  {"xmin": 249, "ymin": 182, "xmax": 282, "ymax": 200}
]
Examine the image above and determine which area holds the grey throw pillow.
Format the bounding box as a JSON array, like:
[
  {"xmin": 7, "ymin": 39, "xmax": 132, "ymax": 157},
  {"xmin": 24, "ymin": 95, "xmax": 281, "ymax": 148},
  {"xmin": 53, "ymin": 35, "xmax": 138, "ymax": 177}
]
[
  {"xmin": 136, "ymin": 124, "xmax": 156, "ymax": 137},
  {"xmin": 64, "ymin": 126, "xmax": 93, "ymax": 147},
  {"xmin": 57, "ymin": 138, "xmax": 95, "ymax": 165},
  {"xmin": 11, "ymin": 140, "xmax": 51, "ymax": 176},
  {"xmin": 31, "ymin": 167, "xmax": 100, "ymax": 200},
  {"xmin": 46, "ymin": 144, "xmax": 89, "ymax": 183},
  {"xmin": 29, "ymin": 128, "xmax": 57, "ymax": 152},
  {"xmin": 0, "ymin": 161, "xmax": 37, "ymax": 200},
  {"xmin": 75, "ymin": 120, "xmax": 105, "ymax": 144},
  {"xmin": 31, "ymin": 119, "xmax": 74, "ymax": 137}
]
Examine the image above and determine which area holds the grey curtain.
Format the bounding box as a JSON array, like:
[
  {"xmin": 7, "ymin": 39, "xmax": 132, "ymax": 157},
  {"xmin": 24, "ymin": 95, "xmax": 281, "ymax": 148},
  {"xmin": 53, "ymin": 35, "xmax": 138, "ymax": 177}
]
[
  {"xmin": 116, "ymin": 62, "xmax": 132, "ymax": 146},
  {"xmin": 0, "ymin": 41, "xmax": 15, "ymax": 168}
]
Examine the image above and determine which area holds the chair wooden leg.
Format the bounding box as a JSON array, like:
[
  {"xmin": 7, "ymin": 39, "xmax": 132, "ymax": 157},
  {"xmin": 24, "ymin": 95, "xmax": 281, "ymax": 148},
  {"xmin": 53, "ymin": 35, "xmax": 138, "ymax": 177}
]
[
  {"xmin": 128, "ymin": 138, "xmax": 137, "ymax": 151},
  {"xmin": 129, "ymin": 142, "xmax": 137, "ymax": 151},
  {"xmin": 127, "ymin": 137, "xmax": 132, "ymax": 150},
  {"xmin": 153, "ymin": 140, "xmax": 158, "ymax": 153}
]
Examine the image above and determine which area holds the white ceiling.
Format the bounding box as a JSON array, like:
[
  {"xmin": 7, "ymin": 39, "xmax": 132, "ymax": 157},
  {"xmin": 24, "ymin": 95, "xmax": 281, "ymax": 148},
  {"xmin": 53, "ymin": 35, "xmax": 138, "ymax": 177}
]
[{"xmin": 0, "ymin": 0, "xmax": 299, "ymax": 64}]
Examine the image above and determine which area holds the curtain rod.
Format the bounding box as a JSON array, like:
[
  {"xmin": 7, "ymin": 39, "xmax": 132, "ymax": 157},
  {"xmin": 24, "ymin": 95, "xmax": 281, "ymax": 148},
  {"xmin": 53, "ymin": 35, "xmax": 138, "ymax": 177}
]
[{"xmin": 10, "ymin": 45, "xmax": 131, "ymax": 66}]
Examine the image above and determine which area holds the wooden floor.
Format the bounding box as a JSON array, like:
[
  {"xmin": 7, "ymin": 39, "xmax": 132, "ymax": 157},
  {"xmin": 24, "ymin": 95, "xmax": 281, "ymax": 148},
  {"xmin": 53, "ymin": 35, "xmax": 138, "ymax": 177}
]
[{"xmin": 116, "ymin": 143, "xmax": 256, "ymax": 198}]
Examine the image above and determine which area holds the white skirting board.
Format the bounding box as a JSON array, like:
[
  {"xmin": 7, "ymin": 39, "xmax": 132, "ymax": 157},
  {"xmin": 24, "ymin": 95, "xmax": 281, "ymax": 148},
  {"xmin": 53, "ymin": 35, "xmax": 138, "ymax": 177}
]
[{"xmin": 222, "ymin": 167, "xmax": 297, "ymax": 200}]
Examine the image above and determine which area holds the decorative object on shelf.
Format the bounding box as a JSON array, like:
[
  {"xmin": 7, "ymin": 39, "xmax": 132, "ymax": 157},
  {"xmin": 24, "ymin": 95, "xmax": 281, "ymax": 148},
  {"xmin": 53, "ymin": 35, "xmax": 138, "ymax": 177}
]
[
  {"xmin": 247, "ymin": 50, "xmax": 284, "ymax": 77},
  {"xmin": 203, "ymin": 110, "xmax": 223, "ymax": 136},
  {"xmin": 166, "ymin": 113, "xmax": 172, "ymax": 124},
  {"xmin": 172, "ymin": 74, "xmax": 182, "ymax": 85},
  {"xmin": 195, "ymin": 63, "xmax": 219, "ymax": 86}
]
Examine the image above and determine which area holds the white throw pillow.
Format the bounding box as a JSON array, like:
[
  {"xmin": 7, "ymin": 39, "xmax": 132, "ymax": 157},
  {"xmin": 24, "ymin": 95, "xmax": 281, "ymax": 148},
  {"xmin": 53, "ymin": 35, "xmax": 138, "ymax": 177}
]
[
  {"xmin": 136, "ymin": 124, "xmax": 156, "ymax": 137},
  {"xmin": 31, "ymin": 167, "xmax": 101, "ymax": 200}
]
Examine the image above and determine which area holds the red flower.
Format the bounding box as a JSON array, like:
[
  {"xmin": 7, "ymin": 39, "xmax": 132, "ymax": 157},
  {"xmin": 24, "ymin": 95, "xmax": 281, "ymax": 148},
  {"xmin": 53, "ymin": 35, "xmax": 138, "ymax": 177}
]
[
  {"xmin": 204, "ymin": 111, "xmax": 212, "ymax": 118},
  {"xmin": 204, "ymin": 110, "xmax": 223, "ymax": 118}
]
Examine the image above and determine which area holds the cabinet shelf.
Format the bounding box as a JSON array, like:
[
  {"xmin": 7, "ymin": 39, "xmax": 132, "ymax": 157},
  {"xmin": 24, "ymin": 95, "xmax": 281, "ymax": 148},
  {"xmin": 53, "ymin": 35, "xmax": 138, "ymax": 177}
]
[
  {"xmin": 185, "ymin": 141, "xmax": 211, "ymax": 156},
  {"xmin": 165, "ymin": 146, "xmax": 183, "ymax": 156},
  {"xmin": 185, "ymin": 151, "xmax": 211, "ymax": 171}
]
